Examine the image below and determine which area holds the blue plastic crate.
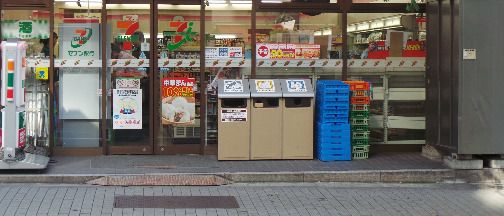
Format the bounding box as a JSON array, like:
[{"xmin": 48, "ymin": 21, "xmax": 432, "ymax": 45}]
[
  {"xmin": 317, "ymin": 108, "xmax": 349, "ymax": 116},
  {"xmin": 317, "ymin": 80, "xmax": 349, "ymax": 90},
  {"xmin": 317, "ymin": 141, "xmax": 351, "ymax": 150},
  {"xmin": 316, "ymin": 116, "xmax": 349, "ymax": 124},
  {"xmin": 317, "ymin": 152, "xmax": 351, "ymax": 161},
  {"xmin": 317, "ymin": 94, "xmax": 350, "ymax": 102},
  {"xmin": 317, "ymin": 90, "xmax": 350, "ymax": 99},
  {"xmin": 317, "ymin": 135, "xmax": 350, "ymax": 143},
  {"xmin": 316, "ymin": 122, "xmax": 350, "ymax": 133}
]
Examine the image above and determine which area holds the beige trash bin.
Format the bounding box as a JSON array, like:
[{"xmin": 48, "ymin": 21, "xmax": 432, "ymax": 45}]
[
  {"xmin": 218, "ymin": 79, "xmax": 251, "ymax": 160},
  {"xmin": 280, "ymin": 79, "xmax": 314, "ymax": 159},
  {"xmin": 249, "ymin": 79, "xmax": 282, "ymax": 160}
]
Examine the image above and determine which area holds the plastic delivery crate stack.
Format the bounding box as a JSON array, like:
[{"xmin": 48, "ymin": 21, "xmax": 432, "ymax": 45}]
[
  {"xmin": 315, "ymin": 80, "xmax": 351, "ymax": 161},
  {"xmin": 344, "ymin": 81, "xmax": 371, "ymax": 159}
]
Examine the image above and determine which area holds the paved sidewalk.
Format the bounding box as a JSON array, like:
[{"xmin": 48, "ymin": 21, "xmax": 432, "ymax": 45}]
[
  {"xmin": 0, "ymin": 183, "xmax": 503, "ymax": 216},
  {"xmin": 44, "ymin": 152, "xmax": 446, "ymax": 175}
]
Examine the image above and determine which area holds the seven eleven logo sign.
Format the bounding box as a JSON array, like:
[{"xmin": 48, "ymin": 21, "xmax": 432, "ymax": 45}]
[{"xmin": 116, "ymin": 20, "xmax": 140, "ymax": 50}]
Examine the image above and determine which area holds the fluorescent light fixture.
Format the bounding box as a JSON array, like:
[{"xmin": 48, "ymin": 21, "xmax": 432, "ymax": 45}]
[
  {"xmin": 262, "ymin": 0, "xmax": 283, "ymax": 3},
  {"xmin": 208, "ymin": 0, "xmax": 227, "ymax": 3},
  {"xmin": 57, "ymin": 0, "xmax": 102, "ymax": 2},
  {"xmin": 230, "ymin": 0, "xmax": 252, "ymax": 3},
  {"xmin": 214, "ymin": 34, "xmax": 237, "ymax": 39}
]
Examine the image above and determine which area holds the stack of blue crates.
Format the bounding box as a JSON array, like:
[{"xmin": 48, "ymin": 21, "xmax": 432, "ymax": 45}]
[{"xmin": 316, "ymin": 80, "xmax": 351, "ymax": 161}]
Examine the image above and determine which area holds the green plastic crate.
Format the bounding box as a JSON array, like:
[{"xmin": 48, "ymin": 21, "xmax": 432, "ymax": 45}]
[
  {"xmin": 352, "ymin": 139, "xmax": 369, "ymax": 146},
  {"xmin": 352, "ymin": 145, "xmax": 369, "ymax": 152},
  {"xmin": 351, "ymin": 125, "xmax": 369, "ymax": 132},
  {"xmin": 351, "ymin": 111, "xmax": 369, "ymax": 118},
  {"xmin": 352, "ymin": 131, "xmax": 369, "ymax": 139},
  {"xmin": 353, "ymin": 151, "xmax": 369, "ymax": 159},
  {"xmin": 351, "ymin": 118, "xmax": 369, "ymax": 125}
]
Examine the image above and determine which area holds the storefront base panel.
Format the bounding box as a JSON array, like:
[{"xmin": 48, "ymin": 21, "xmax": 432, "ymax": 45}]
[{"xmin": 53, "ymin": 148, "xmax": 103, "ymax": 156}]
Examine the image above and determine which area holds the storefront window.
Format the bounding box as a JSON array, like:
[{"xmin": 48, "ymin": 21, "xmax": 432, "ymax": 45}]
[
  {"xmin": 106, "ymin": 4, "xmax": 152, "ymax": 153},
  {"xmin": 1, "ymin": 9, "xmax": 50, "ymax": 151},
  {"xmin": 347, "ymin": 13, "xmax": 427, "ymax": 145},
  {"xmin": 256, "ymin": 12, "xmax": 343, "ymax": 80},
  {"xmin": 156, "ymin": 4, "xmax": 202, "ymax": 151},
  {"xmin": 53, "ymin": 1, "xmax": 103, "ymax": 148},
  {"xmin": 260, "ymin": 0, "xmax": 337, "ymax": 3},
  {"xmin": 205, "ymin": 3, "xmax": 252, "ymax": 146}
]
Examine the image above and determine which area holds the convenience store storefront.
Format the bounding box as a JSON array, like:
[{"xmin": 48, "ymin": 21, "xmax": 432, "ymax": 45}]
[{"xmin": 0, "ymin": 0, "xmax": 426, "ymax": 156}]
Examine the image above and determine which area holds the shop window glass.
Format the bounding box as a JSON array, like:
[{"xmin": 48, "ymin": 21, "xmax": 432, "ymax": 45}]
[
  {"xmin": 53, "ymin": 0, "xmax": 103, "ymax": 148},
  {"xmin": 156, "ymin": 4, "xmax": 202, "ymax": 149},
  {"xmin": 347, "ymin": 13, "xmax": 427, "ymax": 145},
  {"xmin": 1, "ymin": 9, "xmax": 50, "ymax": 151},
  {"xmin": 205, "ymin": 3, "xmax": 252, "ymax": 146},
  {"xmin": 255, "ymin": 12, "xmax": 342, "ymax": 80},
  {"xmin": 106, "ymin": 4, "xmax": 152, "ymax": 151},
  {"xmin": 260, "ymin": 0, "xmax": 337, "ymax": 3}
]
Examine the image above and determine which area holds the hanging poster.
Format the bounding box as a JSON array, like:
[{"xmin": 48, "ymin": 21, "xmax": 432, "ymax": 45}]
[
  {"xmin": 1, "ymin": 20, "xmax": 50, "ymax": 39},
  {"xmin": 286, "ymin": 80, "xmax": 307, "ymax": 92},
  {"xmin": 113, "ymin": 89, "xmax": 142, "ymax": 129},
  {"xmin": 116, "ymin": 78, "xmax": 140, "ymax": 89},
  {"xmin": 221, "ymin": 109, "xmax": 247, "ymax": 122},
  {"xmin": 223, "ymin": 80, "xmax": 244, "ymax": 93},
  {"xmin": 161, "ymin": 78, "xmax": 196, "ymax": 125},
  {"xmin": 60, "ymin": 23, "xmax": 100, "ymax": 60},
  {"xmin": 255, "ymin": 80, "xmax": 275, "ymax": 93}
]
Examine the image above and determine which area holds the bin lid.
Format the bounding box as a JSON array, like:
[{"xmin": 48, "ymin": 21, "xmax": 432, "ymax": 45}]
[
  {"xmin": 249, "ymin": 79, "xmax": 282, "ymax": 98},
  {"xmin": 218, "ymin": 79, "xmax": 251, "ymax": 98},
  {"xmin": 280, "ymin": 79, "xmax": 314, "ymax": 97}
]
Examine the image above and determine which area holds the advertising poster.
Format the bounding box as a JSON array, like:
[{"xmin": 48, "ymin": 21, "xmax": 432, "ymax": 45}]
[
  {"xmin": 161, "ymin": 78, "xmax": 196, "ymax": 125},
  {"xmin": 286, "ymin": 80, "xmax": 308, "ymax": 92},
  {"xmin": 221, "ymin": 109, "xmax": 247, "ymax": 122},
  {"xmin": 113, "ymin": 89, "xmax": 142, "ymax": 129},
  {"xmin": 17, "ymin": 112, "xmax": 26, "ymax": 148},
  {"xmin": 205, "ymin": 47, "xmax": 243, "ymax": 59},
  {"xmin": 223, "ymin": 80, "xmax": 244, "ymax": 93},
  {"xmin": 255, "ymin": 80, "xmax": 275, "ymax": 93},
  {"xmin": 60, "ymin": 23, "xmax": 100, "ymax": 60},
  {"xmin": 256, "ymin": 43, "xmax": 320, "ymax": 60}
]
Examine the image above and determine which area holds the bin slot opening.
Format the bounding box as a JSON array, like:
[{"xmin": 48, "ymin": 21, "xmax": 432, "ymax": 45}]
[
  {"xmin": 221, "ymin": 99, "xmax": 247, "ymax": 108},
  {"xmin": 253, "ymin": 98, "xmax": 279, "ymax": 108},
  {"xmin": 285, "ymin": 98, "xmax": 311, "ymax": 108}
]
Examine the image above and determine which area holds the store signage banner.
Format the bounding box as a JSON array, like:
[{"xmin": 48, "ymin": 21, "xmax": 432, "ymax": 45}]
[
  {"xmin": 17, "ymin": 112, "xmax": 26, "ymax": 148},
  {"xmin": 205, "ymin": 47, "xmax": 243, "ymax": 59},
  {"xmin": 60, "ymin": 23, "xmax": 100, "ymax": 60},
  {"xmin": 256, "ymin": 43, "xmax": 320, "ymax": 60},
  {"xmin": 255, "ymin": 80, "xmax": 275, "ymax": 93},
  {"xmin": 1, "ymin": 20, "xmax": 50, "ymax": 39},
  {"xmin": 113, "ymin": 89, "xmax": 142, "ymax": 130},
  {"xmin": 221, "ymin": 109, "xmax": 247, "ymax": 122},
  {"xmin": 161, "ymin": 78, "xmax": 196, "ymax": 125}
]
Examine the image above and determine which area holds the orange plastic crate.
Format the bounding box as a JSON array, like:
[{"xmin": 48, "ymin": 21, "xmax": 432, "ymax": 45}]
[
  {"xmin": 351, "ymin": 96, "xmax": 370, "ymax": 105},
  {"xmin": 344, "ymin": 81, "xmax": 370, "ymax": 91}
]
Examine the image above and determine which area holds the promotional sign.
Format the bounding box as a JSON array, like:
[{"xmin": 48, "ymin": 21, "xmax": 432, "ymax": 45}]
[
  {"xmin": 205, "ymin": 47, "xmax": 243, "ymax": 59},
  {"xmin": 223, "ymin": 80, "xmax": 244, "ymax": 93},
  {"xmin": 255, "ymin": 80, "xmax": 275, "ymax": 93},
  {"xmin": 60, "ymin": 23, "xmax": 100, "ymax": 60},
  {"xmin": 113, "ymin": 89, "xmax": 142, "ymax": 129},
  {"xmin": 116, "ymin": 78, "xmax": 140, "ymax": 89},
  {"xmin": 35, "ymin": 67, "xmax": 49, "ymax": 80},
  {"xmin": 74, "ymin": 13, "xmax": 101, "ymax": 22},
  {"xmin": 286, "ymin": 80, "xmax": 307, "ymax": 92},
  {"xmin": 1, "ymin": 20, "xmax": 50, "ymax": 39},
  {"xmin": 256, "ymin": 43, "xmax": 320, "ymax": 60},
  {"xmin": 16, "ymin": 112, "xmax": 26, "ymax": 148},
  {"xmin": 221, "ymin": 109, "xmax": 247, "ymax": 122},
  {"xmin": 161, "ymin": 78, "xmax": 196, "ymax": 125}
]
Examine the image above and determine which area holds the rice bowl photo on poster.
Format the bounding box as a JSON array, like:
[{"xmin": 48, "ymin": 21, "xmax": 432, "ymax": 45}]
[{"xmin": 161, "ymin": 78, "xmax": 196, "ymax": 125}]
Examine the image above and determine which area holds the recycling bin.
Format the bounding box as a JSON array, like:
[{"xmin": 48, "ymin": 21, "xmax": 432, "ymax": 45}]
[
  {"xmin": 281, "ymin": 79, "xmax": 315, "ymax": 159},
  {"xmin": 249, "ymin": 79, "xmax": 282, "ymax": 160},
  {"xmin": 217, "ymin": 79, "xmax": 251, "ymax": 160}
]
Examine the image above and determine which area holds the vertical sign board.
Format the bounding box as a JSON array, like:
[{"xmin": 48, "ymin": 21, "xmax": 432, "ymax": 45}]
[
  {"xmin": 113, "ymin": 89, "xmax": 143, "ymax": 129},
  {"xmin": 60, "ymin": 23, "xmax": 100, "ymax": 60},
  {"xmin": 161, "ymin": 78, "xmax": 196, "ymax": 125}
]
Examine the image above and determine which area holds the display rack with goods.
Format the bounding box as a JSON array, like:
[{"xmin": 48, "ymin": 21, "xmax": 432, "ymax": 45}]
[
  {"xmin": 345, "ymin": 80, "xmax": 371, "ymax": 159},
  {"xmin": 315, "ymin": 80, "xmax": 351, "ymax": 161}
]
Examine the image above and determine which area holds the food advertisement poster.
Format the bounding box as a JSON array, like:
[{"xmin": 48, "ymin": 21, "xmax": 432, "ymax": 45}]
[
  {"xmin": 286, "ymin": 80, "xmax": 307, "ymax": 92},
  {"xmin": 256, "ymin": 43, "xmax": 320, "ymax": 60},
  {"xmin": 161, "ymin": 78, "xmax": 196, "ymax": 125},
  {"xmin": 255, "ymin": 80, "xmax": 275, "ymax": 93},
  {"xmin": 113, "ymin": 89, "xmax": 142, "ymax": 129},
  {"xmin": 221, "ymin": 109, "xmax": 247, "ymax": 122}
]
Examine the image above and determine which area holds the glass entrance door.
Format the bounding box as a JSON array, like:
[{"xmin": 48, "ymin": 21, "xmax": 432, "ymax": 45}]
[
  {"xmin": 106, "ymin": 3, "xmax": 153, "ymax": 154},
  {"xmin": 154, "ymin": 2, "xmax": 203, "ymax": 154}
]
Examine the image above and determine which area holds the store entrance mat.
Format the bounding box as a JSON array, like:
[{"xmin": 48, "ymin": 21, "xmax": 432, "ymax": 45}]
[{"xmin": 114, "ymin": 196, "xmax": 240, "ymax": 208}]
